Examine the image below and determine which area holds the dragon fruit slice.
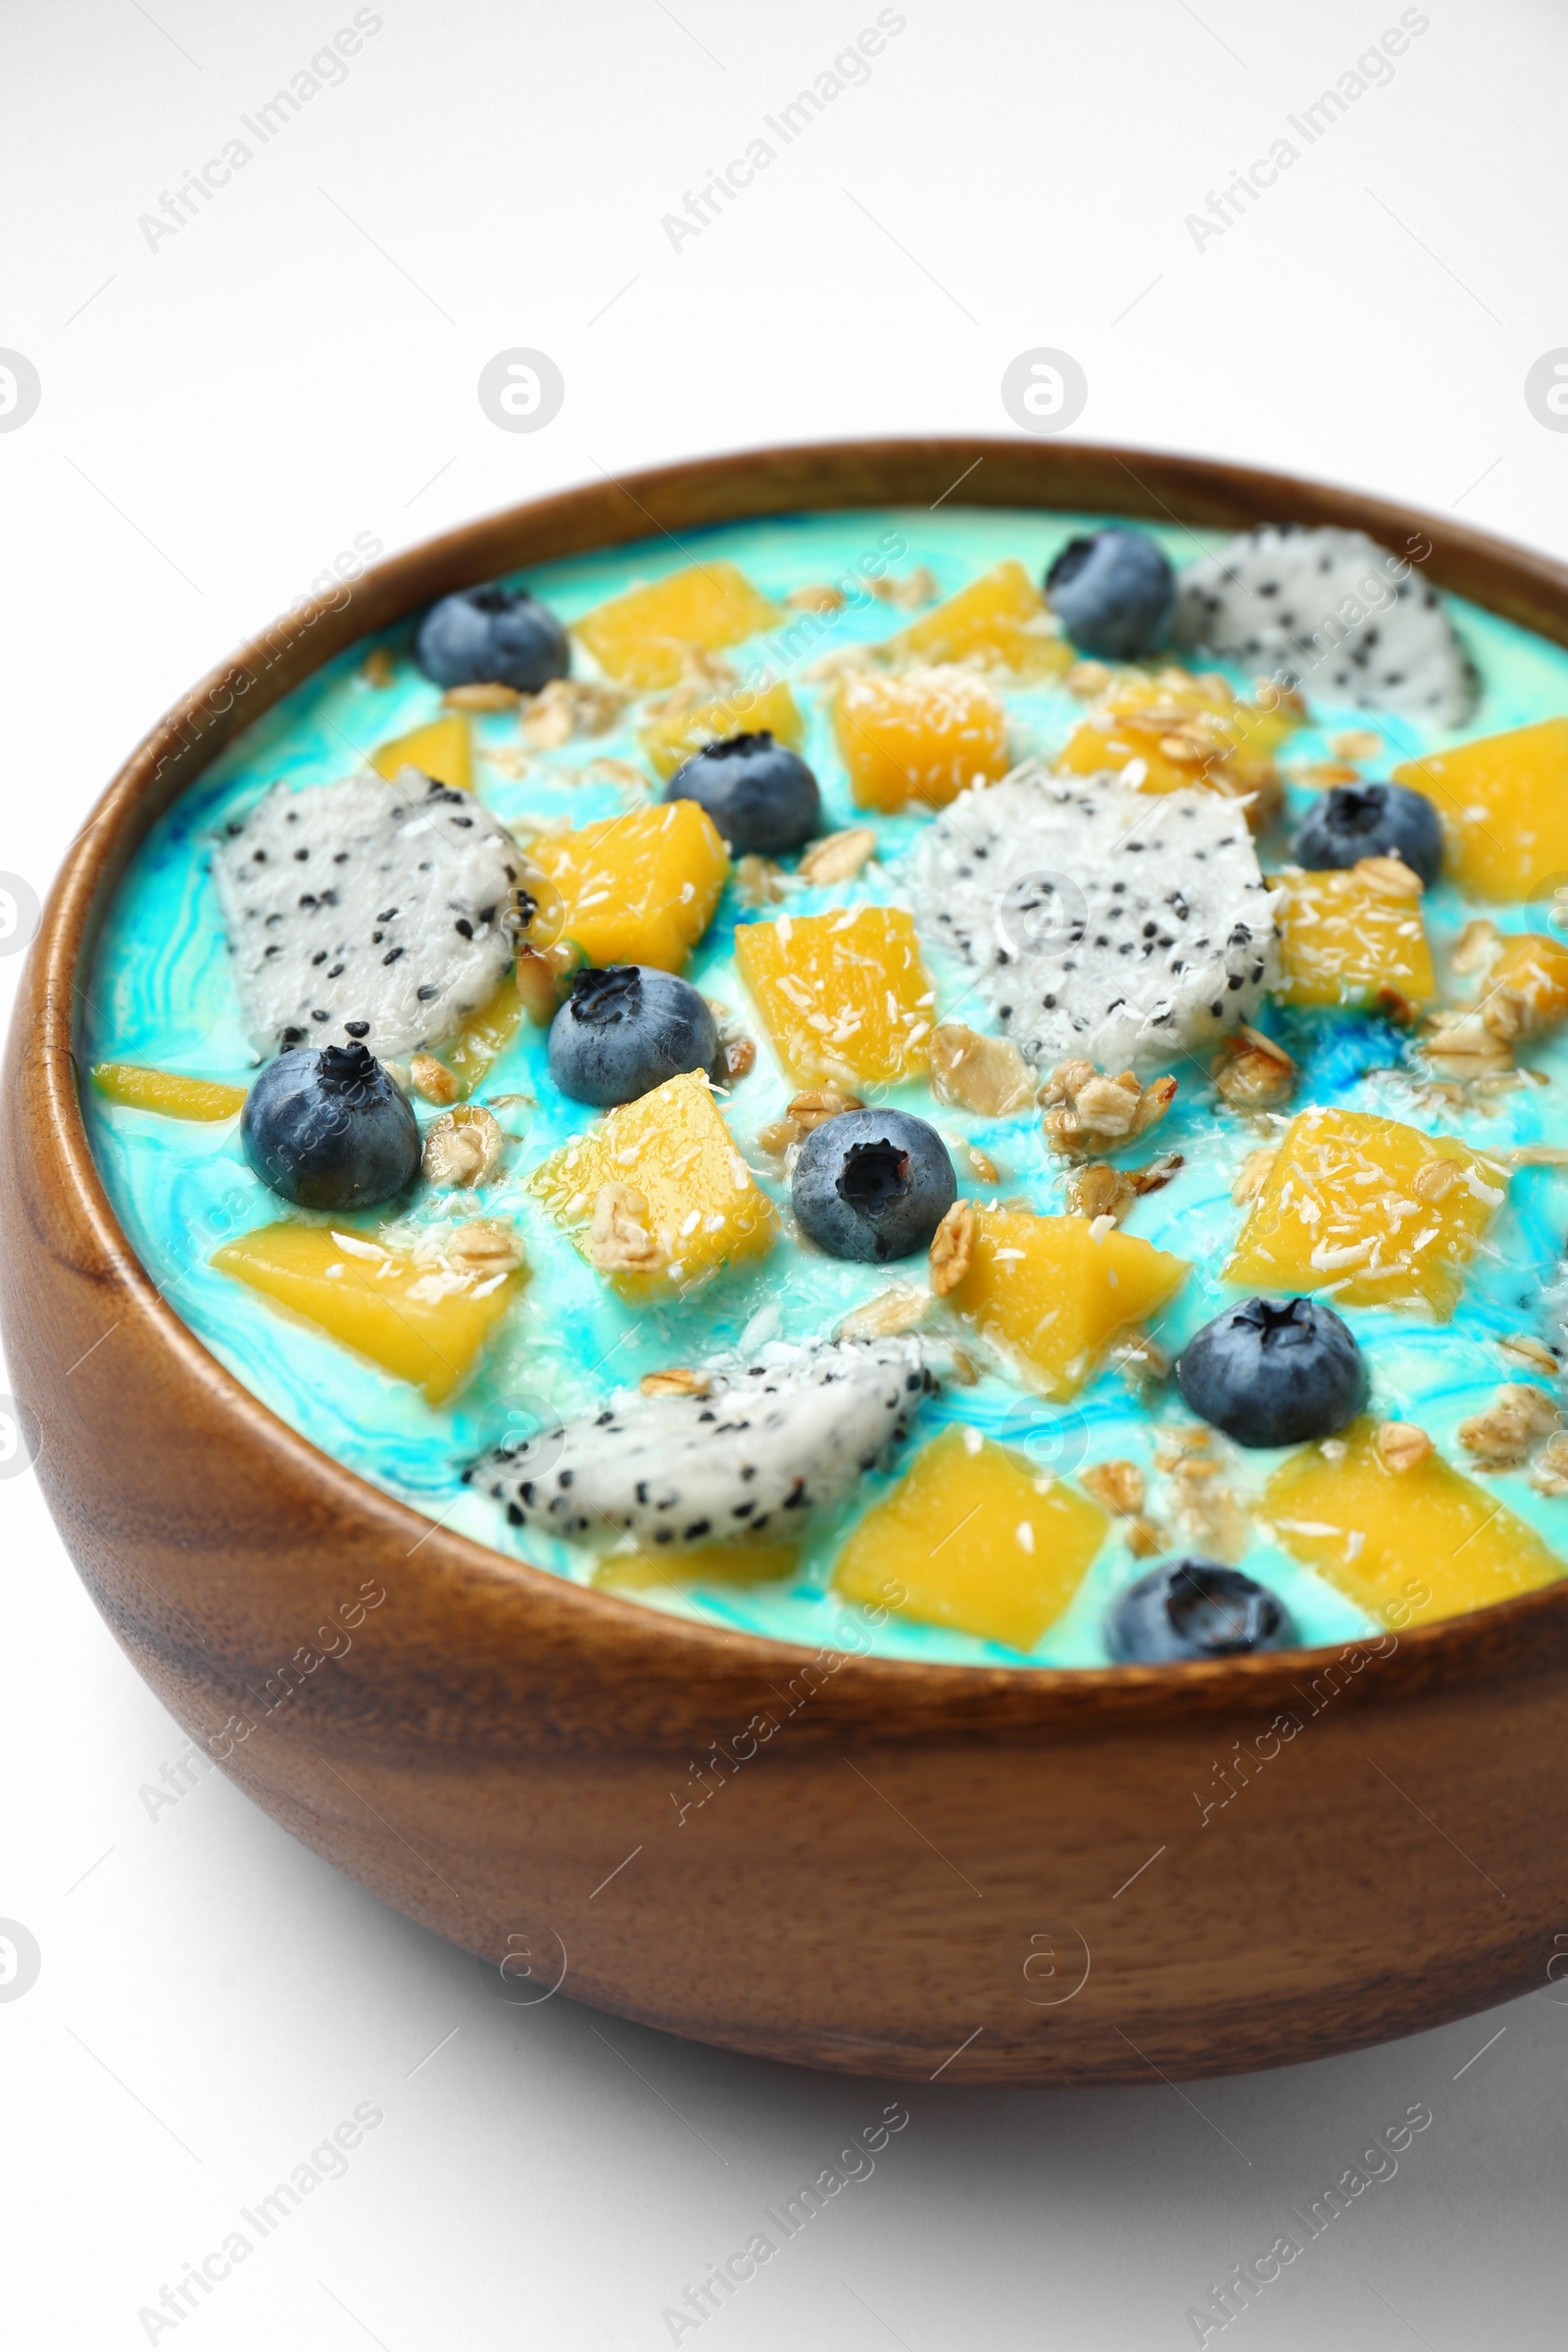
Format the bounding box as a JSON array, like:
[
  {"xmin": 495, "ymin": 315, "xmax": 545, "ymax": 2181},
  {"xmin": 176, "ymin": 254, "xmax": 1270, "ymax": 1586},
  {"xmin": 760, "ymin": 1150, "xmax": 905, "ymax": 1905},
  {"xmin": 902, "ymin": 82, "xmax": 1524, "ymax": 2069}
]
[
  {"xmin": 1173, "ymin": 524, "xmax": 1476, "ymax": 725},
  {"xmin": 469, "ymin": 1337, "xmax": 933, "ymax": 1549},
  {"xmin": 910, "ymin": 766, "xmax": 1279, "ymax": 1072},
  {"xmin": 213, "ymin": 768, "xmax": 520, "ymax": 1058}
]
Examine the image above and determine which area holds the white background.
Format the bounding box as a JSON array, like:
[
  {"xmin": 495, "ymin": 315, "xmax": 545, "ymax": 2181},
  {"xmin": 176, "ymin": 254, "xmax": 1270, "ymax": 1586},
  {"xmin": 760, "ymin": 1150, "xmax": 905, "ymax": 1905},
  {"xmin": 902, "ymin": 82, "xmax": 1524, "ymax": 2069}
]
[{"xmin": 4, "ymin": 1, "xmax": 1568, "ymax": 2345}]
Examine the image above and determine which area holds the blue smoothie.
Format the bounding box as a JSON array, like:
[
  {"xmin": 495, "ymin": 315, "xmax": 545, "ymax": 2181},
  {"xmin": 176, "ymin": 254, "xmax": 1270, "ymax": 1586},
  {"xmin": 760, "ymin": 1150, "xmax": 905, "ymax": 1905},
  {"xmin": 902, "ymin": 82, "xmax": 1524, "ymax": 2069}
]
[{"xmin": 82, "ymin": 506, "xmax": 1568, "ymax": 1666}]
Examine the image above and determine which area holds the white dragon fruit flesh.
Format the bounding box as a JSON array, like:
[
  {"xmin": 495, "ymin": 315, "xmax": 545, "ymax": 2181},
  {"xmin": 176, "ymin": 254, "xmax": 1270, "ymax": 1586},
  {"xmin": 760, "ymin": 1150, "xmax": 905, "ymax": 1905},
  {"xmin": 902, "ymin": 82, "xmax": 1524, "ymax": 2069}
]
[
  {"xmin": 213, "ymin": 768, "xmax": 520, "ymax": 1058},
  {"xmin": 1173, "ymin": 523, "xmax": 1476, "ymax": 726},
  {"xmin": 910, "ymin": 766, "xmax": 1279, "ymax": 1072},
  {"xmin": 468, "ymin": 1337, "xmax": 934, "ymax": 1550}
]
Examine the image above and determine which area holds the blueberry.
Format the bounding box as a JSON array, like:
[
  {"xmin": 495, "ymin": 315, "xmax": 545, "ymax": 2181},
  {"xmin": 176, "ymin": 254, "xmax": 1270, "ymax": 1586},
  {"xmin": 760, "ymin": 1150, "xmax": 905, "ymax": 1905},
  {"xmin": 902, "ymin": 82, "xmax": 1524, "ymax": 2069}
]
[
  {"xmin": 1045, "ymin": 529, "xmax": 1176, "ymax": 660},
  {"xmin": 1106, "ymin": 1558, "xmax": 1298, "ymax": 1663},
  {"xmin": 665, "ymin": 732, "xmax": 823, "ymax": 857},
  {"xmin": 548, "ymin": 964, "xmax": 719, "ymax": 1107},
  {"xmin": 1176, "ymin": 1295, "xmax": 1368, "ymax": 1447},
  {"xmin": 416, "ymin": 582, "xmax": 568, "ymax": 694},
  {"xmin": 1292, "ymin": 781, "xmax": 1443, "ymax": 887},
  {"xmin": 792, "ymin": 1109, "xmax": 956, "ymax": 1263},
  {"xmin": 242, "ymin": 1042, "xmax": 420, "ymax": 1210}
]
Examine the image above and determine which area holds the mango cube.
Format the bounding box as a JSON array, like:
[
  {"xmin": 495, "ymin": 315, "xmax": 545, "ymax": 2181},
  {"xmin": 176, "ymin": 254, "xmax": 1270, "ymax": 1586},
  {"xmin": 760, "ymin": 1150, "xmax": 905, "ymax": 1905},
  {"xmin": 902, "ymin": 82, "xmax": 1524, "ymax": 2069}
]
[
  {"xmin": 573, "ymin": 561, "xmax": 778, "ymax": 690},
  {"xmin": 369, "ymin": 712, "xmax": 471, "ymax": 793},
  {"xmin": 533, "ymin": 801, "xmax": 729, "ymax": 971},
  {"xmin": 640, "ymin": 678, "xmax": 805, "ymax": 782},
  {"xmin": 594, "ymin": 1541, "xmax": 799, "ymax": 1592},
  {"xmin": 213, "ymin": 1222, "xmax": 525, "ymax": 1404},
  {"xmin": 91, "ymin": 1063, "xmax": 247, "ymax": 1122},
  {"xmin": 531, "ymin": 1069, "xmax": 775, "ymax": 1298},
  {"xmin": 833, "ymin": 1426, "xmax": 1109, "ymax": 1650},
  {"xmin": 1226, "ymin": 1106, "xmax": 1507, "ymax": 1317},
  {"xmin": 1395, "ymin": 718, "xmax": 1568, "ymax": 901},
  {"xmin": 1483, "ymin": 931, "xmax": 1568, "ymax": 1038},
  {"xmin": 733, "ymin": 906, "xmax": 936, "ymax": 1086},
  {"xmin": 944, "ymin": 1207, "xmax": 1188, "ymax": 1400},
  {"xmin": 832, "ymin": 665, "xmax": 1009, "ymax": 810},
  {"xmin": 886, "ymin": 560, "xmax": 1071, "ymax": 682},
  {"xmin": 1266, "ymin": 1417, "xmax": 1560, "ymax": 1629},
  {"xmin": 443, "ymin": 967, "xmax": 530, "ymax": 1095},
  {"xmin": 1273, "ymin": 862, "xmax": 1436, "ymax": 1008},
  {"xmin": 1055, "ymin": 669, "xmax": 1294, "ymax": 827}
]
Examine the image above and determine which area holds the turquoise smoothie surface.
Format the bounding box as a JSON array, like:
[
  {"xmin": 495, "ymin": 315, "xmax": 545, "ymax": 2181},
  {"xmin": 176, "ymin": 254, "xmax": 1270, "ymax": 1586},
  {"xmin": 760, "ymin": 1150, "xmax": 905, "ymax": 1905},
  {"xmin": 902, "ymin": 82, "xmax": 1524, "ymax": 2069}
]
[{"xmin": 83, "ymin": 505, "xmax": 1568, "ymax": 1666}]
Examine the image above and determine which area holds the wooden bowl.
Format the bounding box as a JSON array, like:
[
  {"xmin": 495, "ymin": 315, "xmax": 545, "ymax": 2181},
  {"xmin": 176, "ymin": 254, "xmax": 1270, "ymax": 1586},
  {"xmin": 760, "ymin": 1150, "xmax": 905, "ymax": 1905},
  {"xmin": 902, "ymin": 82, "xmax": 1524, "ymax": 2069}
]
[{"xmin": 8, "ymin": 439, "xmax": 1568, "ymax": 2085}]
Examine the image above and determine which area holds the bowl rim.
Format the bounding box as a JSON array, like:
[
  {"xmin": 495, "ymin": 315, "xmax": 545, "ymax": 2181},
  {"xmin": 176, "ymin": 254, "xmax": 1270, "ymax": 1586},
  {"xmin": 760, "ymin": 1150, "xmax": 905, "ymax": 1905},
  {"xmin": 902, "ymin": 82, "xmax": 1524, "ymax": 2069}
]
[{"xmin": 33, "ymin": 430, "xmax": 1568, "ymax": 1718}]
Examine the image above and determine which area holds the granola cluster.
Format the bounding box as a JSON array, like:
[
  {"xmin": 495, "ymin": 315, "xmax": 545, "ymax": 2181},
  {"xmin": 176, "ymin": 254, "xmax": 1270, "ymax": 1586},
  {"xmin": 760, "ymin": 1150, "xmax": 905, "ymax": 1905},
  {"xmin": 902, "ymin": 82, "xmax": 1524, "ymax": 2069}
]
[{"xmin": 1041, "ymin": 1060, "xmax": 1177, "ymax": 1159}]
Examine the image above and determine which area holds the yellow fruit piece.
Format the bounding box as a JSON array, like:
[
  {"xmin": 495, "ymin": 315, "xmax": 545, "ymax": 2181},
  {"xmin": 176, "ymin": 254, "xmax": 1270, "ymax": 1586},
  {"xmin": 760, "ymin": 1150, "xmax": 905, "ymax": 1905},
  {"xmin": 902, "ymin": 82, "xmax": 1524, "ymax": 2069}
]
[
  {"xmin": 1226, "ymin": 1106, "xmax": 1507, "ymax": 1317},
  {"xmin": 1395, "ymin": 718, "xmax": 1568, "ymax": 901},
  {"xmin": 444, "ymin": 967, "xmax": 529, "ymax": 1095},
  {"xmin": 1056, "ymin": 669, "xmax": 1294, "ymax": 825},
  {"xmin": 593, "ymin": 1542, "xmax": 798, "ymax": 1591},
  {"xmin": 945, "ymin": 1207, "xmax": 1188, "ymax": 1401},
  {"xmin": 531, "ymin": 1069, "xmax": 775, "ymax": 1298},
  {"xmin": 832, "ymin": 665, "xmax": 1010, "ymax": 811},
  {"xmin": 1483, "ymin": 931, "xmax": 1568, "ymax": 1037},
  {"xmin": 368, "ymin": 712, "xmax": 472, "ymax": 793},
  {"xmin": 640, "ymin": 678, "xmax": 805, "ymax": 782},
  {"xmin": 532, "ymin": 801, "xmax": 730, "ymax": 971},
  {"xmin": 213, "ymin": 1222, "xmax": 525, "ymax": 1404},
  {"xmin": 1266, "ymin": 1417, "xmax": 1560, "ymax": 1629},
  {"xmin": 573, "ymin": 561, "xmax": 778, "ymax": 690},
  {"xmin": 91, "ymin": 1062, "xmax": 247, "ymax": 1121},
  {"xmin": 886, "ymin": 560, "xmax": 1072, "ymax": 682},
  {"xmin": 1273, "ymin": 864, "xmax": 1436, "ymax": 1008},
  {"xmin": 833, "ymin": 1425, "xmax": 1108, "ymax": 1650},
  {"xmin": 733, "ymin": 906, "xmax": 936, "ymax": 1087}
]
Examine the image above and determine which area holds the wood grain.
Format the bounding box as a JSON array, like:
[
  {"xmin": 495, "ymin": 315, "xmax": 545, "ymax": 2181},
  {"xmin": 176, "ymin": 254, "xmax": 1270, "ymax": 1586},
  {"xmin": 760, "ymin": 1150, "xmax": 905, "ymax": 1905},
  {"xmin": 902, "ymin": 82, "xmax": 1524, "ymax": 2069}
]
[{"xmin": 6, "ymin": 439, "xmax": 1568, "ymax": 2082}]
